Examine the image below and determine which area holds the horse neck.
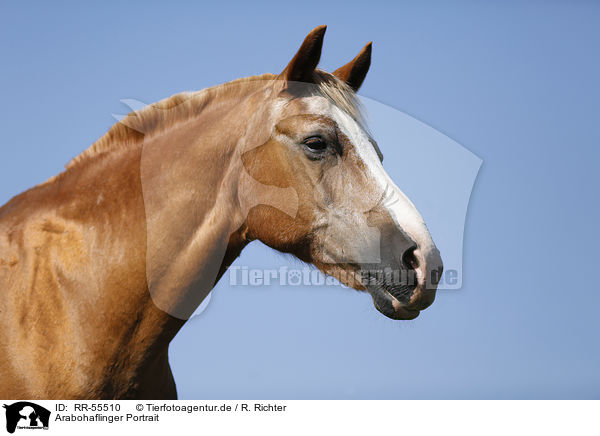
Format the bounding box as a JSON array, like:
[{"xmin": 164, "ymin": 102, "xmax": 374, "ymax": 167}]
[
  {"xmin": 48, "ymin": 85, "xmax": 266, "ymax": 365},
  {"xmin": 139, "ymin": 104, "xmax": 252, "ymax": 322}
]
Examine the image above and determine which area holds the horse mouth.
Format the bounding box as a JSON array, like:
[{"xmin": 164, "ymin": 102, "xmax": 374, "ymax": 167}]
[{"xmin": 369, "ymin": 285, "xmax": 422, "ymax": 320}]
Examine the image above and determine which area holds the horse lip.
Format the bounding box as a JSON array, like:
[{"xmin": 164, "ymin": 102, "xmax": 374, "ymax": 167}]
[{"xmin": 369, "ymin": 285, "xmax": 420, "ymax": 320}]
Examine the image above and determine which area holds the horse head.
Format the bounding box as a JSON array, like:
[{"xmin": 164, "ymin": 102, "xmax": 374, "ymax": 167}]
[{"xmin": 240, "ymin": 26, "xmax": 443, "ymax": 319}]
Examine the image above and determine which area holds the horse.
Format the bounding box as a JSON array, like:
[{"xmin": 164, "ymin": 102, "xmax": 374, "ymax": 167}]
[{"xmin": 0, "ymin": 25, "xmax": 442, "ymax": 399}]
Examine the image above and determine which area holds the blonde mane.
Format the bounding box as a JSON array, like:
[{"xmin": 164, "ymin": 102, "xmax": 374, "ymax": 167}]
[{"xmin": 66, "ymin": 71, "xmax": 363, "ymax": 170}]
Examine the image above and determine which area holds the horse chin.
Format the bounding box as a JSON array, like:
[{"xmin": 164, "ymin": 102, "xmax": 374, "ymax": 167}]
[{"xmin": 369, "ymin": 286, "xmax": 421, "ymax": 320}]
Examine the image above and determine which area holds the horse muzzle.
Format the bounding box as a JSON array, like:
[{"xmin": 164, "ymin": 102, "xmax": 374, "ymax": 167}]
[{"xmin": 366, "ymin": 246, "xmax": 443, "ymax": 320}]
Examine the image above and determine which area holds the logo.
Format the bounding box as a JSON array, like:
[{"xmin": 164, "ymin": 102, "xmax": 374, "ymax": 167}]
[{"xmin": 3, "ymin": 402, "xmax": 50, "ymax": 434}]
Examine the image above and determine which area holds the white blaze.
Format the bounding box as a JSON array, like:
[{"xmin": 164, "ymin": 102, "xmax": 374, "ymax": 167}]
[{"xmin": 304, "ymin": 97, "xmax": 437, "ymax": 281}]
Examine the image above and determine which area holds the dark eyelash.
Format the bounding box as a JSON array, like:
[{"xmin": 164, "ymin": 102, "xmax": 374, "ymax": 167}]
[{"xmin": 303, "ymin": 136, "xmax": 327, "ymax": 151}]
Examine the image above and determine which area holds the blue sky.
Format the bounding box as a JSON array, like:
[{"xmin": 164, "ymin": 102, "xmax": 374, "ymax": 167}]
[{"xmin": 1, "ymin": 1, "xmax": 599, "ymax": 399}]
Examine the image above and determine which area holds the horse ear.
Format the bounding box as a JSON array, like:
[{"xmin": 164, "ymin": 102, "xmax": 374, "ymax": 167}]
[
  {"xmin": 333, "ymin": 42, "xmax": 372, "ymax": 92},
  {"xmin": 282, "ymin": 25, "xmax": 327, "ymax": 84}
]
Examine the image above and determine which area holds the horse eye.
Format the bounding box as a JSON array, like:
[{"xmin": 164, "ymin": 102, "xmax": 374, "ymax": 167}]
[{"xmin": 303, "ymin": 137, "xmax": 328, "ymax": 153}]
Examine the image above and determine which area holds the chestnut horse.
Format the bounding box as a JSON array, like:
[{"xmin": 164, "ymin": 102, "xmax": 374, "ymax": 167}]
[{"xmin": 0, "ymin": 26, "xmax": 442, "ymax": 399}]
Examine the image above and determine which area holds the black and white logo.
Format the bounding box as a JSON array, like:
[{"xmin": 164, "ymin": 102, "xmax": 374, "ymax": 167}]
[{"xmin": 3, "ymin": 402, "xmax": 50, "ymax": 433}]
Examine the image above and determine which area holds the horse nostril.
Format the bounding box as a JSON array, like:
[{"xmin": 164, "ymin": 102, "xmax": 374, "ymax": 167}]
[{"xmin": 402, "ymin": 246, "xmax": 419, "ymax": 271}]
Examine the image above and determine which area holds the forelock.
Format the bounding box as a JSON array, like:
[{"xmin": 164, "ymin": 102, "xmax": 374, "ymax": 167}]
[{"xmin": 284, "ymin": 70, "xmax": 368, "ymax": 132}]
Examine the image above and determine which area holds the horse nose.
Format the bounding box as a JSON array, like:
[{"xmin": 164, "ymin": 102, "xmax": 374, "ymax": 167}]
[
  {"xmin": 412, "ymin": 245, "xmax": 444, "ymax": 291},
  {"xmin": 401, "ymin": 245, "xmax": 419, "ymax": 271},
  {"xmin": 399, "ymin": 244, "xmax": 443, "ymax": 309}
]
